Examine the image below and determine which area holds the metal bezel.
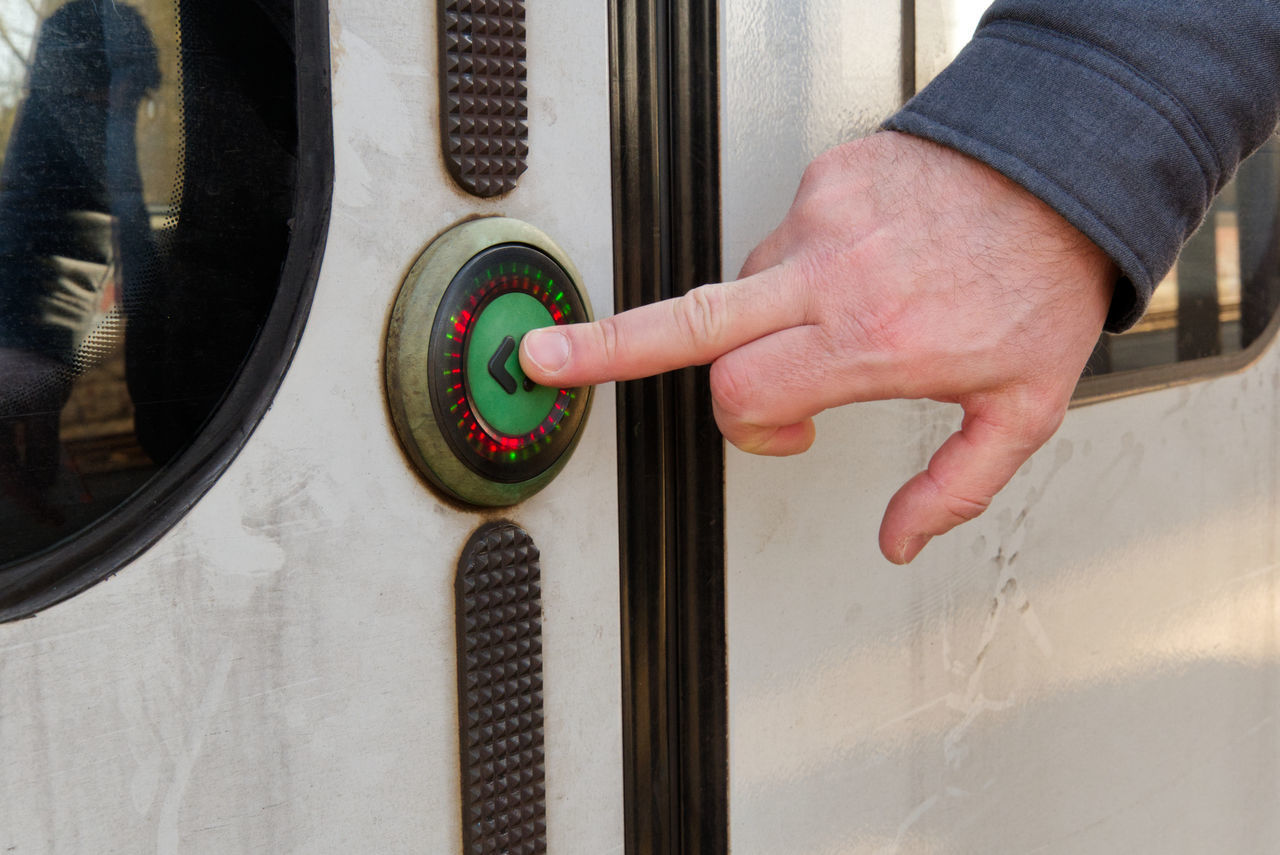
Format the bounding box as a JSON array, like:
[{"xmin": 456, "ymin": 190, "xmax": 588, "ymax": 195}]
[{"xmin": 385, "ymin": 217, "xmax": 594, "ymax": 507}]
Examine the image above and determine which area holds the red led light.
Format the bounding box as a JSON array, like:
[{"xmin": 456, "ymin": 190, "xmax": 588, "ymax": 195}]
[{"xmin": 435, "ymin": 251, "xmax": 584, "ymax": 468}]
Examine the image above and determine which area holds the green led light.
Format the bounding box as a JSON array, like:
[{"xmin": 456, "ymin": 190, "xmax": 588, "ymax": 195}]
[
  {"xmin": 386, "ymin": 219, "xmax": 594, "ymax": 508},
  {"xmin": 466, "ymin": 293, "xmax": 558, "ymax": 436}
]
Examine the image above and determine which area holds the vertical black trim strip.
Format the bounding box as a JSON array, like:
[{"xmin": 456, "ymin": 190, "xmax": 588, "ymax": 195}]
[
  {"xmin": 1176, "ymin": 222, "xmax": 1222, "ymax": 360},
  {"xmin": 611, "ymin": 2, "xmax": 676, "ymax": 850},
  {"xmin": 668, "ymin": 5, "xmax": 727, "ymax": 853},
  {"xmin": 610, "ymin": 0, "xmax": 726, "ymax": 853}
]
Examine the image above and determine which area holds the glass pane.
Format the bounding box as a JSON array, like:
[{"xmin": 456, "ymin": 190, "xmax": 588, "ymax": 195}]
[
  {"xmin": 914, "ymin": 0, "xmax": 990, "ymax": 87},
  {"xmin": 1086, "ymin": 141, "xmax": 1280, "ymax": 375},
  {"xmin": 0, "ymin": 0, "xmax": 297, "ymax": 565}
]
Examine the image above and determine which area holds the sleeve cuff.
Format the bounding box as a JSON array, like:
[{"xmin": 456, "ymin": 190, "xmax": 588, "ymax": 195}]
[{"xmin": 883, "ymin": 20, "xmax": 1220, "ymax": 332}]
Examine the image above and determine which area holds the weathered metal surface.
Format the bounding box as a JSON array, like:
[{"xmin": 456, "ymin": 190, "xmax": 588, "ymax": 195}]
[
  {"xmin": 0, "ymin": 0, "xmax": 621, "ymax": 852},
  {"xmin": 722, "ymin": 0, "xmax": 1280, "ymax": 851}
]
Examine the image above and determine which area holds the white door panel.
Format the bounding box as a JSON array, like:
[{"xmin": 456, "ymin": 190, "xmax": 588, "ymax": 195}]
[
  {"xmin": 722, "ymin": 1, "xmax": 1280, "ymax": 852},
  {"xmin": 0, "ymin": 1, "xmax": 622, "ymax": 852},
  {"xmin": 726, "ymin": 373, "xmax": 1280, "ymax": 853},
  {"xmin": 721, "ymin": 0, "xmax": 903, "ymax": 275}
]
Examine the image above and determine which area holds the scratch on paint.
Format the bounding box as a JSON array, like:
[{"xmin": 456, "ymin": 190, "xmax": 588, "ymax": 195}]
[
  {"xmin": 155, "ymin": 645, "xmax": 235, "ymax": 854},
  {"xmin": 876, "ymin": 536, "xmax": 1063, "ymax": 850},
  {"xmin": 229, "ymin": 677, "xmax": 322, "ymax": 705},
  {"xmin": 1000, "ymin": 578, "xmax": 1054, "ymax": 658},
  {"xmin": 874, "ymin": 575, "xmax": 1052, "ymax": 742},
  {"xmin": 0, "ymin": 623, "xmax": 111, "ymax": 654},
  {"xmin": 873, "ymin": 795, "xmax": 938, "ymax": 855},
  {"xmin": 1243, "ymin": 715, "xmax": 1274, "ymax": 738},
  {"xmin": 874, "ymin": 694, "xmax": 951, "ymax": 734}
]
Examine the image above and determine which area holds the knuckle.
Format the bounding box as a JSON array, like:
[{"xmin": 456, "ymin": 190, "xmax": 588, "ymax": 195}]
[
  {"xmin": 672, "ymin": 284, "xmax": 729, "ymax": 350},
  {"xmin": 1024, "ymin": 408, "xmax": 1065, "ymax": 447},
  {"xmin": 713, "ymin": 412, "xmax": 776, "ymax": 456},
  {"xmin": 834, "ymin": 292, "xmax": 905, "ymax": 353},
  {"xmin": 594, "ymin": 315, "xmax": 622, "ymax": 365},
  {"xmin": 792, "ymin": 161, "xmax": 846, "ymax": 228},
  {"xmin": 852, "ymin": 311, "xmax": 899, "ymax": 352},
  {"xmin": 791, "ymin": 184, "xmax": 838, "ymax": 236},
  {"xmin": 799, "ymin": 148, "xmax": 841, "ymax": 190},
  {"xmin": 797, "ymin": 158, "xmax": 826, "ymax": 193},
  {"xmin": 789, "ymin": 198, "xmax": 825, "ymax": 236},
  {"xmin": 993, "ymin": 388, "xmax": 1067, "ymax": 449},
  {"xmin": 942, "ymin": 490, "xmax": 992, "ymax": 523},
  {"xmin": 929, "ymin": 472, "xmax": 993, "ymax": 524},
  {"xmin": 739, "ymin": 241, "xmax": 774, "ymax": 278},
  {"xmin": 728, "ymin": 430, "xmax": 772, "ymax": 456},
  {"xmin": 708, "ymin": 357, "xmax": 756, "ymax": 421}
]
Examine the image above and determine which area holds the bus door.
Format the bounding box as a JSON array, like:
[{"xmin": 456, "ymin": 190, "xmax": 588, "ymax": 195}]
[
  {"xmin": 717, "ymin": 1, "xmax": 1280, "ymax": 852},
  {"xmin": 0, "ymin": 1, "xmax": 624, "ymax": 852}
]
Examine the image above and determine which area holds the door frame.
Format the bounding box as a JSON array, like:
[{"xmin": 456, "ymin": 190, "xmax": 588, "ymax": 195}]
[{"xmin": 610, "ymin": 1, "xmax": 728, "ymax": 852}]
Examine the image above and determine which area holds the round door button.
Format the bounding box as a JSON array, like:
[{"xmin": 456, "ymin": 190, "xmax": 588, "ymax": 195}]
[
  {"xmin": 467, "ymin": 292, "xmax": 556, "ymax": 436},
  {"xmin": 386, "ymin": 218, "xmax": 593, "ymax": 507}
]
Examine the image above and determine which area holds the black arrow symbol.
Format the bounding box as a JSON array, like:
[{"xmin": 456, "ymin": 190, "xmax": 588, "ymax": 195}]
[{"xmin": 488, "ymin": 335, "xmax": 519, "ymax": 394}]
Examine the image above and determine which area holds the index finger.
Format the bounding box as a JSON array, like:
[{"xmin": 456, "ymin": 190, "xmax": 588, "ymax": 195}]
[{"xmin": 519, "ymin": 267, "xmax": 807, "ymax": 387}]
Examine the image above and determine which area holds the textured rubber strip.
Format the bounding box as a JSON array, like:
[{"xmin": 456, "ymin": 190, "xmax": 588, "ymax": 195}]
[
  {"xmin": 439, "ymin": 0, "xmax": 529, "ymax": 197},
  {"xmin": 456, "ymin": 521, "xmax": 547, "ymax": 855}
]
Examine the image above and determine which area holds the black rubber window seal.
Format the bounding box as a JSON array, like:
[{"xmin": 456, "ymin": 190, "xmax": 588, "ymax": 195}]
[{"xmin": 0, "ymin": 0, "xmax": 334, "ymax": 623}]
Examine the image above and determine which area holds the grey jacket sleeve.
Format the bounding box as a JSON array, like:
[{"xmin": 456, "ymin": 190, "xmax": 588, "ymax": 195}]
[{"xmin": 883, "ymin": 1, "xmax": 1280, "ymax": 331}]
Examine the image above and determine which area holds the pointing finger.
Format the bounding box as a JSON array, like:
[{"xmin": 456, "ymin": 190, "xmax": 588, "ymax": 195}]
[{"xmin": 519, "ymin": 267, "xmax": 808, "ymax": 387}]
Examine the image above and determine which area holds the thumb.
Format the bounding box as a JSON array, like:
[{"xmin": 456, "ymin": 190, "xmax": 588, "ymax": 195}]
[{"xmin": 878, "ymin": 394, "xmax": 1063, "ymax": 564}]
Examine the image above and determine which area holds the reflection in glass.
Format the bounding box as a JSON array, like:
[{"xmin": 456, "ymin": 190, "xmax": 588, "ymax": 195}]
[{"xmin": 0, "ymin": 0, "xmax": 297, "ymax": 566}]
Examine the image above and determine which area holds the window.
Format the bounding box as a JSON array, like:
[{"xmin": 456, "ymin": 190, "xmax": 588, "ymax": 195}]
[
  {"xmin": 1081, "ymin": 141, "xmax": 1280, "ymax": 383},
  {"xmin": 0, "ymin": 0, "xmax": 331, "ymax": 619}
]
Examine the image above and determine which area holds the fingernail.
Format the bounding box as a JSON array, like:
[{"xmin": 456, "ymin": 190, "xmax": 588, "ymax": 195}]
[
  {"xmin": 898, "ymin": 534, "xmax": 932, "ymax": 564},
  {"xmin": 522, "ymin": 329, "xmax": 570, "ymax": 373}
]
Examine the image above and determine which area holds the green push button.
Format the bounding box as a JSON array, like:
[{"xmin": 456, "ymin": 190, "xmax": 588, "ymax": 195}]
[
  {"xmin": 387, "ymin": 221, "xmax": 593, "ymax": 506},
  {"xmin": 466, "ymin": 292, "xmax": 558, "ymax": 436}
]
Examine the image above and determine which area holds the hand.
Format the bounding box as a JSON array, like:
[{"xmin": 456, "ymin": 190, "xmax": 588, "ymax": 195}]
[{"xmin": 520, "ymin": 132, "xmax": 1116, "ymax": 563}]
